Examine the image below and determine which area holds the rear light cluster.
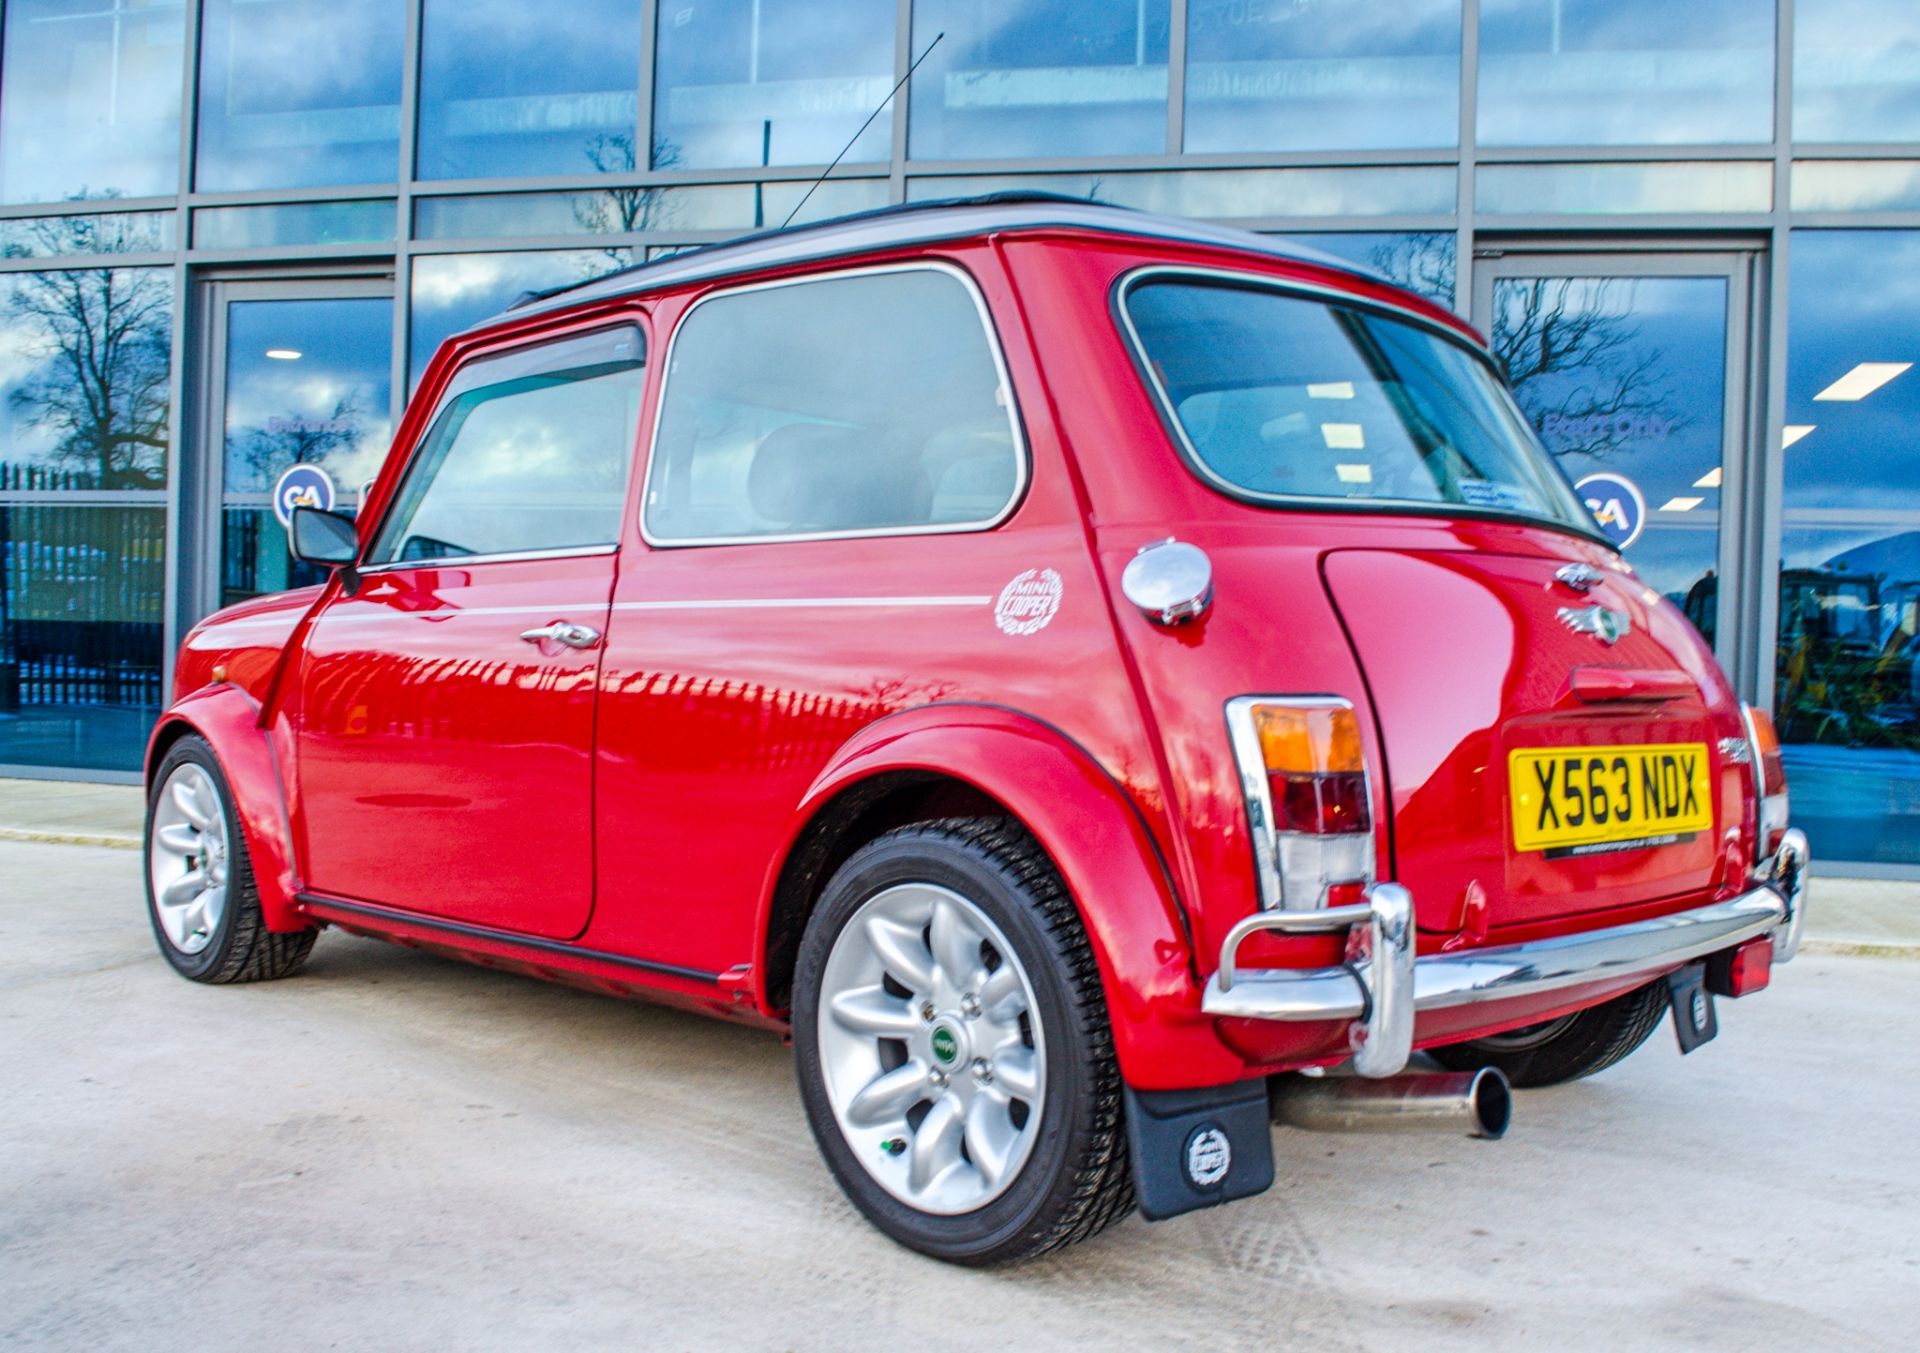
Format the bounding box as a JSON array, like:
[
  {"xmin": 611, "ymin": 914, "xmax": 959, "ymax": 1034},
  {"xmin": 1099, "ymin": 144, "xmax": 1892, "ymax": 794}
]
[
  {"xmin": 1226, "ymin": 696, "xmax": 1376, "ymax": 910},
  {"xmin": 1740, "ymin": 703, "xmax": 1790, "ymax": 860}
]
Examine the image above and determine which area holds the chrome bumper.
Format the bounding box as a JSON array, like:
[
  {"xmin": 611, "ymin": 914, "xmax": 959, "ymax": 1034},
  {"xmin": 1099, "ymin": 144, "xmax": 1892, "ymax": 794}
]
[{"xmin": 1202, "ymin": 828, "xmax": 1810, "ymax": 1079}]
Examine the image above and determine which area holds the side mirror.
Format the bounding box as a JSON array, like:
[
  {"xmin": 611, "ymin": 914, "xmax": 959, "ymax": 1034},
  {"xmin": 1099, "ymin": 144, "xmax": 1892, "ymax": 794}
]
[{"xmin": 289, "ymin": 505, "xmax": 360, "ymax": 568}]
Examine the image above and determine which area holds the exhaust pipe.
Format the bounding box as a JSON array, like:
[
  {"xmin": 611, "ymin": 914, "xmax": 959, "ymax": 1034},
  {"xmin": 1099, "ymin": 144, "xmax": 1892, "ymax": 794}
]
[{"xmin": 1269, "ymin": 1068, "xmax": 1511, "ymax": 1140}]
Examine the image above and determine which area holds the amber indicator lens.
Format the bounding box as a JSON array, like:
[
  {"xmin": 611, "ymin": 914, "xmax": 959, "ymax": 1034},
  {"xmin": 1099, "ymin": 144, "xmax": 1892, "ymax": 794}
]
[
  {"xmin": 1250, "ymin": 704, "xmax": 1371, "ymax": 836},
  {"xmin": 1745, "ymin": 706, "xmax": 1786, "ymax": 795}
]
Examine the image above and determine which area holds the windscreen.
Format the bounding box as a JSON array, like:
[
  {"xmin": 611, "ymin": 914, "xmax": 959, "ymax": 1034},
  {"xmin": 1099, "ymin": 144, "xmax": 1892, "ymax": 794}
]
[{"xmin": 1124, "ymin": 277, "xmax": 1594, "ymax": 533}]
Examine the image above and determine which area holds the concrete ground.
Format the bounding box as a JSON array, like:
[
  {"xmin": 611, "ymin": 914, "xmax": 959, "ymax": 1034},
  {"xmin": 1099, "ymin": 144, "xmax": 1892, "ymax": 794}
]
[{"xmin": 3, "ymin": 841, "xmax": 1916, "ymax": 1352}]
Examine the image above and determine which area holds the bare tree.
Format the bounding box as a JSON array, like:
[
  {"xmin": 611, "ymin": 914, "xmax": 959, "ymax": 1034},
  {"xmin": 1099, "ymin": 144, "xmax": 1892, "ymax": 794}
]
[
  {"xmin": 1366, "ymin": 233, "xmax": 1455, "ymax": 307},
  {"xmin": 568, "ymin": 134, "xmax": 683, "ymax": 272},
  {"xmin": 1489, "ymin": 276, "xmax": 1678, "ymax": 462},
  {"xmin": 227, "ymin": 392, "xmax": 371, "ymax": 494},
  {"xmin": 4, "ymin": 217, "xmax": 171, "ymax": 489}
]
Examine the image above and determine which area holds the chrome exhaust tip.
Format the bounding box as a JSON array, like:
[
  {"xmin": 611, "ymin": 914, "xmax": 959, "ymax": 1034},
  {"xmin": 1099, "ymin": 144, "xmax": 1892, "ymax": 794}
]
[{"xmin": 1269, "ymin": 1068, "xmax": 1512, "ymax": 1140}]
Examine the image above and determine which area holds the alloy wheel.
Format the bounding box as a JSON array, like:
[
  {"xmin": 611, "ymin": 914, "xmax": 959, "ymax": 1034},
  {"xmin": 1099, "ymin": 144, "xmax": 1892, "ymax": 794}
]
[
  {"xmin": 815, "ymin": 882, "xmax": 1046, "ymax": 1215},
  {"xmin": 148, "ymin": 763, "xmax": 231, "ymax": 956}
]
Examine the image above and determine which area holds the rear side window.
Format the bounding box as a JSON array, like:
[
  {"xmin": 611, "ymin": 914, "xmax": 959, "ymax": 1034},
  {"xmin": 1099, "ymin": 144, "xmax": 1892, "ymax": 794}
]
[
  {"xmin": 368, "ymin": 326, "xmax": 646, "ymax": 565},
  {"xmin": 643, "ymin": 266, "xmax": 1023, "ymax": 544},
  {"xmin": 1122, "ymin": 277, "xmax": 1592, "ymax": 533}
]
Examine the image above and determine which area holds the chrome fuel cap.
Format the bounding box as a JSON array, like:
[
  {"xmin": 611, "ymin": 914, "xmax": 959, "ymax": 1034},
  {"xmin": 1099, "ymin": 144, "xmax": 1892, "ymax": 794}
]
[{"xmin": 1122, "ymin": 538, "xmax": 1213, "ymax": 626}]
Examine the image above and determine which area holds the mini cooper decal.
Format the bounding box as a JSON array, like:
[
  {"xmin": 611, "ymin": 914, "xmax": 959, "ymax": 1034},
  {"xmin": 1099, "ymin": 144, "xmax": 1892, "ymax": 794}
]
[
  {"xmin": 995, "ymin": 568, "xmax": 1063, "ymax": 636},
  {"xmin": 1184, "ymin": 1125, "xmax": 1231, "ymax": 1189},
  {"xmin": 1557, "ymin": 603, "xmax": 1631, "ymax": 646}
]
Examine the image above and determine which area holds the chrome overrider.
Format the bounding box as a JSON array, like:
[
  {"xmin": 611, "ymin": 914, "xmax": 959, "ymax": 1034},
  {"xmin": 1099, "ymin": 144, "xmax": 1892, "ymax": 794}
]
[{"xmin": 1203, "ymin": 828, "xmax": 1811, "ymax": 1079}]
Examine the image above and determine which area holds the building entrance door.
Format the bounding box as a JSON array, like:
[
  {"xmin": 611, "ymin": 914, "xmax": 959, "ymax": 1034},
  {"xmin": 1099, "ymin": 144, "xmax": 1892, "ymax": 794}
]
[
  {"xmin": 191, "ymin": 275, "xmax": 395, "ymax": 620},
  {"xmin": 1470, "ymin": 249, "xmax": 1762, "ymax": 686}
]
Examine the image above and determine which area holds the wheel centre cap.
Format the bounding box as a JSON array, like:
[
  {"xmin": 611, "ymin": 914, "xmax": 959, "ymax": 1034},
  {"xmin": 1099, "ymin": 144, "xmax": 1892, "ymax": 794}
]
[{"xmin": 929, "ymin": 1019, "xmax": 967, "ymax": 1068}]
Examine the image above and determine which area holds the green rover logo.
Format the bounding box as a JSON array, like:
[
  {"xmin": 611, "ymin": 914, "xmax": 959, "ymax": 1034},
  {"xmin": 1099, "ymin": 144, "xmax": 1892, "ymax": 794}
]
[{"xmin": 930, "ymin": 1026, "xmax": 960, "ymax": 1065}]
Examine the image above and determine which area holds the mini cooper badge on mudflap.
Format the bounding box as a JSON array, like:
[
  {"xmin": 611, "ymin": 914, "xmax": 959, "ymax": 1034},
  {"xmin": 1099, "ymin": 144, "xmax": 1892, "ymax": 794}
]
[
  {"xmin": 1557, "ymin": 603, "xmax": 1631, "ymax": 646},
  {"xmin": 1184, "ymin": 1126, "xmax": 1231, "ymax": 1189}
]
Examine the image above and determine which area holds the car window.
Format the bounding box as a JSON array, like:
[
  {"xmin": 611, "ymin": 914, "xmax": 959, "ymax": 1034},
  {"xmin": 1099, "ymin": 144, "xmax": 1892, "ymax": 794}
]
[
  {"xmin": 367, "ymin": 326, "xmax": 645, "ymax": 565},
  {"xmin": 643, "ymin": 266, "xmax": 1023, "ymax": 543},
  {"xmin": 1122, "ymin": 277, "xmax": 1594, "ymax": 535}
]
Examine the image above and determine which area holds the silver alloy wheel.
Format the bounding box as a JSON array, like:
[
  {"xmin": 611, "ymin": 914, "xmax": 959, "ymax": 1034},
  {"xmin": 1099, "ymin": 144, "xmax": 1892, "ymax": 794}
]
[
  {"xmin": 816, "ymin": 882, "xmax": 1047, "ymax": 1216},
  {"xmin": 147, "ymin": 763, "xmax": 231, "ymax": 956}
]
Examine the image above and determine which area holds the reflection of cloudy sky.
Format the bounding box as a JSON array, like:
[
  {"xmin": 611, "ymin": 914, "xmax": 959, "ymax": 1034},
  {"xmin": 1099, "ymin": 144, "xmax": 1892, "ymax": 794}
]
[
  {"xmin": 1479, "ymin": 0, "xmax": 1774, "ymax": 145},
  {"xmin": 1185, "ymin": 0, "xmax": 1460, "ymax": 152},
  {"xmin": 1793, "ymin": 0, "xmax": 1920, "ymax": 141},
  {"xmin": 223, "ymin": 297, "xmax": 392, "ymax": 493},
  {"xmin": 1783, "ymin": 231, "xmax": 1920, "ymax": 572},
  {"xmin": 409, "ymin": 250, "xmax": 627, "ymax": 387},
  {"xmin": 910, "ymin": 0, "xmax": 1172, "ymax": 159}
]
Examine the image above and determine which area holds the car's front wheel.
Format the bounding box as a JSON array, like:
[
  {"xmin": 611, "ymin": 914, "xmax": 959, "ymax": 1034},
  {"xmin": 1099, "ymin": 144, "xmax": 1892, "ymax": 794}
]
[
  {"xmin": 145, "ymin": 735, "xmax": 316, "ymax": 984},
  {"xmin": 792, "ymin": 818, "xmax": 1133, "ymax": 1264}
]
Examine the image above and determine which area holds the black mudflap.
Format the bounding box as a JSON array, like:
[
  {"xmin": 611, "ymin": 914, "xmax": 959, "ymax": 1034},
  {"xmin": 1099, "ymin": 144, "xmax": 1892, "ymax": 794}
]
[
  {"xmin": 1667, "ymin": 961, "xmax": 1719, "ymax": 1053},
  {"xmin": 1123, "ymin": 1081, "xmax": 1275, "ymax": 1222}
]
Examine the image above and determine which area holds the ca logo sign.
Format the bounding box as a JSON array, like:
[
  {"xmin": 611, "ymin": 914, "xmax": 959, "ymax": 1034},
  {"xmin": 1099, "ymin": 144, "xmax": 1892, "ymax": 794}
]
[{"xmin": 1574, "ymin": 472, "xmax": 1646, "ymax": 551}]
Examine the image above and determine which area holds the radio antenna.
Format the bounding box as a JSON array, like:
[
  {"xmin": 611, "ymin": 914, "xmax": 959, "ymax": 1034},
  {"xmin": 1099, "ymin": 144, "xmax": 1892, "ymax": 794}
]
[{"xmin": 781, "ymin": 31, "xmax": 943, "ymax": 230}]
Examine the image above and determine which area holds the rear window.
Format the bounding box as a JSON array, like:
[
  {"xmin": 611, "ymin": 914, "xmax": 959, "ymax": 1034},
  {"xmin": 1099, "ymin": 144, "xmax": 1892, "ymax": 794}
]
[{"xmin": 1122, "ymin": 276, "xmax": 1593, "ymax": 532}]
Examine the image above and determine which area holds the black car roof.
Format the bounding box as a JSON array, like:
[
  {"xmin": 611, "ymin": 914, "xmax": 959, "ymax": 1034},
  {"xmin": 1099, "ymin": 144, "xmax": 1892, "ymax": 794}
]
[{"xmin": 485, "ymin": 191, "xmax": 1391, "ymax": 326}]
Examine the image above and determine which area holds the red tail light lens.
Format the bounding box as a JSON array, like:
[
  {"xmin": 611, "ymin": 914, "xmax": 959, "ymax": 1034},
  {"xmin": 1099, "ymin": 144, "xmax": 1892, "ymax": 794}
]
[
  {"xmin": 1270, "ymin": 769, "xmax": 1371, "ymax": 836},
  {"xmin": 1740, "ymin": 703, "xmax": 1791, "ymax": 859}
]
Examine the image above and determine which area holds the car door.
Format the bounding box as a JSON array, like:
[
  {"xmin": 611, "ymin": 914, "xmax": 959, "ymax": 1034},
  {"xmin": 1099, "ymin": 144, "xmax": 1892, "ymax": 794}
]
[{"xmin": 294, "ymin": 322, "xmax": 648, "ymax": 939}]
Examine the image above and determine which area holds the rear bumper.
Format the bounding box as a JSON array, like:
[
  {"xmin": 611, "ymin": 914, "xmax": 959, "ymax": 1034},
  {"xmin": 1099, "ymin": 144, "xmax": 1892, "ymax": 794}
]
[{"xmin": 1202, "ymin": 828, "xmax": 1811, "ymax": 1078}]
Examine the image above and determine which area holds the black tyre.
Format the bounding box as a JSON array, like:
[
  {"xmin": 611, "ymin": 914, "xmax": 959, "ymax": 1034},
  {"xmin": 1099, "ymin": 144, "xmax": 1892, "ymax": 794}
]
[
  {"xmin": 1428, "ymin": 980, "xmax": 1669, "ymax": 1088},
  {"xmin": 792, "ymin": 817, "xmax": 1134, "ymax": 1265},
  {"xmin": 145, "ymin": 735, "xmax": 316, "ymax": 984}
]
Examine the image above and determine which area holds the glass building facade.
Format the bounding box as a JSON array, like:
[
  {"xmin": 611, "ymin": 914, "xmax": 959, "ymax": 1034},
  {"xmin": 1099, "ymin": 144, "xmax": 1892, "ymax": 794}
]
[{"xmin": 0, "ymin": 0, "xmax": 1914, "ymax": 874}]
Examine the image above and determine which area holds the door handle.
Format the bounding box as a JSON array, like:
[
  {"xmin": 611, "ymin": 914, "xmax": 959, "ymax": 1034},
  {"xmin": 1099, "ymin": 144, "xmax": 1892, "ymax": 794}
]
[{"xmin": 519, "ymin": 620, "xmax": 602, "ymax": 650}]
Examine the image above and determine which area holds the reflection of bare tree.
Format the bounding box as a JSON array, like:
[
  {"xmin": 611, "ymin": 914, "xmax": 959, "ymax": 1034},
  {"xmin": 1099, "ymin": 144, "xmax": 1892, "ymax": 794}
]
[
  {"xmin": 1366, "ymin": 234, "xmax": 1454, "ymax": 306},
  {"xmin": 1491, "ymin": 278, "xmax": 1676, "ymax": 462},
  {"xmin": 228, "ymin": 393, "xmax": 369, "ymax": 494},
  {"xmin": 569, "ymin": 135, "xmax": 683, "ymax": 272},
  {"xmin": 4, "ymin": 223, "xmax": 170, "ymax": 489}
]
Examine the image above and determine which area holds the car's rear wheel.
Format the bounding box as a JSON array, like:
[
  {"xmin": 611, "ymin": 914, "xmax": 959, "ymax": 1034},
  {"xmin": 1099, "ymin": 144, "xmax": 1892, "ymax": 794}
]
[
  {"xmin": 145, "ymin": 735, "xmax": 316, "ymax": 983},
  {"xmin": 1428, "ymin": 980, "xmax": 1669, "ymax": 1088},
  {"xmin": 792, "ymin": 817, "xmax": 1133, "ymax": 1264}
]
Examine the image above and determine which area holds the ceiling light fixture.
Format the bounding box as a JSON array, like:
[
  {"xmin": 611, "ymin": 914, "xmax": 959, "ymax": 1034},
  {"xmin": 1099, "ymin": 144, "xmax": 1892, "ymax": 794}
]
[
  {"xmin": 1782, "ymin": 424, "xmax": 1815, "ymax": 448},
  {"xmin": 1812, "ymin": 362, "xmax": 1910, "ymax": 401},
  {"xmin": 1693, "ymin": 467, "xmax": 1723, "ymax": 489},
  {"xmin": 1659, "ymin": 496, "xmax": 1704, "ymax": 512},
  {"xmin": 265, "ymin": 348, "xmax": 303, "ymax": 361}
]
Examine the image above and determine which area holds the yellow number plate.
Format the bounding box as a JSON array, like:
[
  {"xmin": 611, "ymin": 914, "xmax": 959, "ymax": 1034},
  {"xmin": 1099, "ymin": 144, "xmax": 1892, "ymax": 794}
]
[{"xmin": 1509, "ymin": 743, "xmax": 1713, "ymax": 855}]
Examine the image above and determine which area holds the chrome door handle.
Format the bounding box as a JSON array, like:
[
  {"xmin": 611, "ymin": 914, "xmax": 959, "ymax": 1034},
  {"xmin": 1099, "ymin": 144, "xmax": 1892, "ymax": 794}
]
[{"xmin": 519, "ymin": 621, "xmax": 601, "ymax": 650}]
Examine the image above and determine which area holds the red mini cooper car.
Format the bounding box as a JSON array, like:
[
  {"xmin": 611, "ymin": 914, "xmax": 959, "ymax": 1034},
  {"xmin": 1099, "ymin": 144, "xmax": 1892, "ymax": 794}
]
[{"xmin": 145, "ymin": 196, "xmax": 1809, "ymax": 1265}]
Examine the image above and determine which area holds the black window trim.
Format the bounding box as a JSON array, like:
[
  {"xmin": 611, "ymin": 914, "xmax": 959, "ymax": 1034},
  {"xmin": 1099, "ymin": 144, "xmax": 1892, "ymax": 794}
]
[
  {"xmin": 637, "ymin": 258, "xmax": 1032, "ymax": 549},
  {"xmin": 1111, "ymin": 263, "xmax": 1616, "ymax": 553}
]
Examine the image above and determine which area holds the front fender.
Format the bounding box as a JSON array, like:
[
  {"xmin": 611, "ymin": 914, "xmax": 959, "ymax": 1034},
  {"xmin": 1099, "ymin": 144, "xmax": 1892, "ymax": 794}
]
[
  {"xmin": 762, "ymin": 703, "xmax": 1250, "ymax": 1089},
  {"xmin": 147, "ymin": 686, "xmax": 308, "ymax": 934}
]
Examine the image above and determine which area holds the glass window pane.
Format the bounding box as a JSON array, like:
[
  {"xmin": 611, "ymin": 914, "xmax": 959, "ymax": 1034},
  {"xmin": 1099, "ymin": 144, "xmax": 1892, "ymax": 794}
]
[
  {"xmin": 1793, "ymin": 0, "xmax": 1920, "ymax": 143},
  {"xmin": 1791, "ymin": 160, "xmax": 1920, "ymax": 213},
  {"xmin": 0, "ymin": 267, "xmax": 172, "ymax": 489},
  {"xmin": 909, "ymin": 0, "xmax": 1171, "ymax": 160},
  {"xmin": 1478, "ymin": 0, "xmax": 1774, "ymax": 146},
  {"xmin": 0, "ymin": 212, "xmax": 176, "ymax": 257},
  {"xmin": 645, "ymin": 269, "xmax": 1021, "ymax": 542},
  {"xmin": 1476, "ymin": 162, "xmax": 1773, "ymax": 215},
  {"xmin": 1274, "ymin": 232, "xmax": 1457, "ymax": 307},
  {"xmin": 1778, "ymin": 230, "xmax": 1920, "ymax": 866},
  {"xmin": 1184, "ymin": 0, "xmax": 1460, "ymax": 153},
  {"xmin": 195, "ymin": 0, "xmax": 403, "ymax": 191},
  {"xmin": 0, "ymin": 0, "xmax": 184, "ymax": 204},
  {"xmin": 0, "ymin": 503, "xmax": 166, "ymax": 772},
  {"xmin": 371, "ymin": 328, "xmax": 645, "ymax": 564},
  {"xmin": 193, "ymin": 200, "xmax": 395, "ymax": 250},
  {"xmin": 409, "ymin": 250, "xmax": 636, "ymax": 388},
  {"xmin": 413, "ymin": 185, "xmax": 759, "ymax": 240},
  {"xmin": 653, "ymin": 0, "xmax": 896, "ymax": 170},
  {"xmin": 907, "ymin": 166, "xmax": 1456, "ymax": 218},
  {"xmin": 1122, "ymin": 279, "xmax": 1591, "ymax": 532},
  {"xmin": 417, "ymin": 0, "xmax": 642, "ymax": 181}
]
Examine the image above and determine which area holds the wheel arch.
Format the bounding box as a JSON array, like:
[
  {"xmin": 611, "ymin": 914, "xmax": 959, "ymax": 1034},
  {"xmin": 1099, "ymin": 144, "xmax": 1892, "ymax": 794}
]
[
  {"xmin": 146, "ymin": 686, "xmax": 309, "ymax": 934},
  {"xmin": 756, "ymin": 702, "xmax": 1238, "ymax": 1087}
]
